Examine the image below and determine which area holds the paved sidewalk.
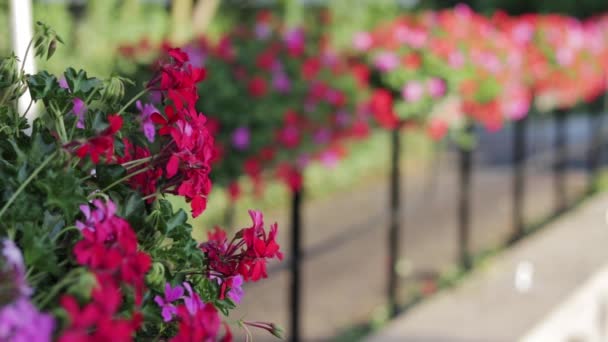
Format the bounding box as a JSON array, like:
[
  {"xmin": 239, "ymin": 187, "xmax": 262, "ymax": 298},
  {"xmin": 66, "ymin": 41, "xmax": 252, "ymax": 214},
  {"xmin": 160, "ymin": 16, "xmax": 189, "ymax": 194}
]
[{"xmin": 367, "ymin": 192, "xmax": 608, "ymax": 342}]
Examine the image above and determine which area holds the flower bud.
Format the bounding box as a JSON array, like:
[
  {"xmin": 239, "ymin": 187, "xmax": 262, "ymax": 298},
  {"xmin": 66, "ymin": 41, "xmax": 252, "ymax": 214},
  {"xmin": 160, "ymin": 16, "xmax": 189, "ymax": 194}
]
[
  {"xmin": 0, "ymin": 54, "xmax": 20, "ymax": 88},
  {"xmin": 146, "ymin": 262, "xmax": 165, "ymax": 289},
  {"xmin": 101, "ymin": 76, "xmax": 128, "ymax": 106}
]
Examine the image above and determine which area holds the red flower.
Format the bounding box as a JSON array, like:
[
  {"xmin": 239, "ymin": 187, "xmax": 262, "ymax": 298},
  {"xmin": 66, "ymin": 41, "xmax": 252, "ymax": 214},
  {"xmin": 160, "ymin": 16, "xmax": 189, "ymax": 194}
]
[
  {"xmin": 147, "ymin": 48, "xmax": 215, "ymax": 217},
  {"xmin": 248, "ymin": 76, "xmax": 268, "ymax": 97},
  {"xmin": 427, "ymin": 119, "xmax": 449, "ymax": 141},
  {"xmin": 171, "ymin": 304, "xmax": 227, "ymax": 342},
  {"xmin": 301, "ymin": 57, "xmax": 321, "ymax": 80},
  {"xmin": 256, "ymin": 50, "xmax": 276, "ymax": 71},
  {"xmin": 73, "ymin": 199, "xmax": 151, "ymax": 303},
  {"xmin": 117, "ymin": 139, "xmax": 162, "ymax": 201},
  {"xmin": 73, "ymin": 115, "xmax": 123, "ymax": 164},
  {"xmin": 228, "ymin": 182, "xmax": 241, "ymax": 202},
  {"xmin": 276, "ymin": 163, "xmax": 303, "ymax": 193},
  {"xmin": 370, "ymin": 89, "xmax": 399, "ymax": 129},
  {"xmin": 59, "ymin": 282, "xmax": 139, "ymax": 342},
  {"xmin": 200, "ymin": 211, "xmax": 282, "ymax": 282}
]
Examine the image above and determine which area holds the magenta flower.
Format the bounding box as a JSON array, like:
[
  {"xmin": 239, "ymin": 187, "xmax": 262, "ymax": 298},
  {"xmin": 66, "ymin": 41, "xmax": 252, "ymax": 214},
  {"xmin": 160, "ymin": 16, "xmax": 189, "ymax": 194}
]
[
  {"xmin": 427, "ymin": 78, "xmax": 446, "ymax": 98},
  {"xmin": 136, "ymin": 100, "xmax": 158, "ymax": 143},
  {"xmin": 72, "ymin": 98, "xmax": 87, "ymax": 129},
  {"xmin": 272, "ymin": 71, "xmax": 291, "ymax": 93},
  {"xmin": 182, "ymin": 282, "xmax": 204, "ymax": 315},
  {"xmin": 352, "ymin": 32, "xmax": 372, "ymax": 51},
  {"xmin": 58, "ymin": 77, "xmax": 68, "ymax": 89},
  {"xmin": 320, "ymin": 150, "xmax": 339, "ymax": 168},
  {"xmin": 1, "ymin": 240, "xmax": 31, "ymax": 297},
  {"xmin": 335, "ymin": 110, "xmax": 351, "ymax": 127},
  {"xmin": 183, "ymin": 45, "xmax": 206, "ymax": 68},
  {"xmin": 374, "ymin": 52, "xmax": 399, "ymax": 72},
  {"xmin": 227, "ymin": 275, "xmax": 244, "ymax": 304},
  {"xmin": 154, "ymin": 283, "xmax": 184, "ymax": 322},
  {"xmin": 448, "ymin": 51, "xmax": 465, "ymax": 68},
  {"xmin": 255, "ymin": 23, "xmax": 272, "ymax": 40},
  {"xmin": 283, "ymin": 28, "xmax": 305, "ymax": 55},
  {"xmin": 232, "ymin": 126, "xmax": 251, "ymax": 151},
  {"xmin": 0, "ymin": 298, "xmax": 54, "ymax": 342},
  {"xmin": 402, "ymin": 81, "xmax": 425, "ymax": 102},
  {"xmin": 75, "ymin": 199, "xmax": 117, "ymax": 232},
  {"xmin": 313, "ymin": 128, "xmax": 331, "ymax": 145}
]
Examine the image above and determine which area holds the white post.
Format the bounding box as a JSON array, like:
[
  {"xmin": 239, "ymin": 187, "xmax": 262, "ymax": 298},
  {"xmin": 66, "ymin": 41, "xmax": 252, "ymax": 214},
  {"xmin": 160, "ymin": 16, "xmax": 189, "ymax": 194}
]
[{"xmin": 10, "ymin": 0, "xmax": 36, "ymax": 126}]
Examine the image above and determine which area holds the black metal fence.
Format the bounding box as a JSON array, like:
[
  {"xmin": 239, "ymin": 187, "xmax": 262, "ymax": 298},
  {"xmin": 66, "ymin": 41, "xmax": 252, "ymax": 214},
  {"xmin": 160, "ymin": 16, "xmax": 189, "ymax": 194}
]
[{"xmin": 285, "ymin": 106, "xmax": 607, "ymax": 342}]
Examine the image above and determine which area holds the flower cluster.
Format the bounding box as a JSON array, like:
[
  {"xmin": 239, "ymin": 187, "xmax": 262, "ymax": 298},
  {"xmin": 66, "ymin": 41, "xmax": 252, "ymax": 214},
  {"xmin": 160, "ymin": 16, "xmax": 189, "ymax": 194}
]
[
  {"xmin": 0, "ymin": 29, "xmax": 282, "ymax": 342},
  {"xmin": 201, "ymin": 210, "xmax": 283, "ymax": 285},
  {"xmin": 118, "ymin": 11, "xmax": 371, "ymax": 199},
  {"xmin": 356, "ymin": 5, "xmax": 608, "ymax": 140}
]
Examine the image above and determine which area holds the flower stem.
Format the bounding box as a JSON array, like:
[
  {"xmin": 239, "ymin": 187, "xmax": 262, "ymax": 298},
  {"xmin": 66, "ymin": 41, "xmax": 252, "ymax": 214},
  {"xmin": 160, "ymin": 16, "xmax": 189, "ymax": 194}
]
[
  {"xmin": 117, "ymin": 88, "xmax": 148, "ymax": 116},
  {"xmin": 19, "ymin": 38, "xmax": 34, "ymax": 75},
  {"xmin": 93, "ymin": 167, "xmax": 150, "ymax": 197},
  {"xmin": 0, "ymin": 151, "xmax": 57, "ymax": 219}
]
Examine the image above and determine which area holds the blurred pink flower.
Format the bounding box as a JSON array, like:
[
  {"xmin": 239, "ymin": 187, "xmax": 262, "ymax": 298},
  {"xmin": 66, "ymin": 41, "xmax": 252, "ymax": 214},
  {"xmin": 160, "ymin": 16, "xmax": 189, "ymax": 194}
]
[
  {"xmin": 402, "ymin": 81, "xmax": 425, "ymax": 102},
  {"xmin": 427, "ymin": 78, "xmax": 446, "ymax": 98},
  {"xmin": 374, "ymin": 52, "xmax": 399, "ymax": 72},
  {"xmin": 353, "ymin": 32, "xmax": 372, "ymax": 51}
]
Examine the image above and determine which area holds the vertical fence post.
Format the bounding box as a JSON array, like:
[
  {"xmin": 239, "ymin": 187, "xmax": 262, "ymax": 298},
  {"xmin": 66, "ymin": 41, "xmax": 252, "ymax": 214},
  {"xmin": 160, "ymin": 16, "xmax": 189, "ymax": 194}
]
[
  {"xmin": 554, "ymin": 109, "xmax": 568, "ymax": 213},
  {"xmin": 512, "ymin": 116, "xmax": 527, "ymax": 241},
  {"xmin": 289, "ymin": 187, "xmax": 303, "ymax": 342},
  {"xmin": 387, "ymin": 128, "xmax": 401, "ymax": 317},
  {"xmin": 587, "ymin": 111, "xmax": 602, "ymax": 194},
  {"xmin": 458, "ymin": 122, "xmax": 474, "ymax": 270}
]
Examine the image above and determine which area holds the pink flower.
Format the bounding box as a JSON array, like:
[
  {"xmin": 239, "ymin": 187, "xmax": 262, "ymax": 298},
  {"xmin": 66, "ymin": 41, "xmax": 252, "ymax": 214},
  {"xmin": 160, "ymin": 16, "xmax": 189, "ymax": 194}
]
[
  {"xmin": 352, "ymin": 32, "xmax": 372, "ymax": 51},
  {"xmin": 136, "ymin": 100, "xmax": 158, "ymax": 143},
  {"xmin": 272, "ymin": 71, "xmax": 291, "ymax": 93},
  {"xmin": 0, "ymin": 298, "xmax": 54, "ymax": 342},
  {"xmin": 374, "ymin": 52, "xmax": 399, "ymax": 72},
  {"xmin": 75, "ymin": 199, "xmax": 117, "ymax": 232},
  {"xmin": 1, "ymin": 239, "xmax": 32, "ymax": 297},
  {"xmin": 226, "ymin": 276, "xmax": 244, "ymax": 304},
  {"xmin": 72, "ymin": 98, "xmax": 87, "ymax": 129},
  {"xmin": 154, "ymin": 283, "xmax": 184, "ymax": 322},
  {"xmin": 231, "ymin": 126, "xmax": 250, "ymax": 151},
  {"xmin": 402, "ymin": 81, "xmax": 425, "ymax": 102},
  {"xmin": 427, "ymin": 78, "xmax": 446, "ymax": 98}
]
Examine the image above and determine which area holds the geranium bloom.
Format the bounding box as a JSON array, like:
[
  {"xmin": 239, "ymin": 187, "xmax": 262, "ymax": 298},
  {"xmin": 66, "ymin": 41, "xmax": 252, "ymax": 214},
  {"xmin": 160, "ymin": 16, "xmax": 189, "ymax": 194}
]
[
  {"xmin": 155, "ymin": 283, "xmax": 184, "ymax": 322},
  {"xmin": 283, "ymin": 28, "xmax": 306, "ymax": 57},
  {"xmin": 427, "ymin": 78, "xmax": 447, "ymax": 98},
  {"xmin": 353, "ymin": 31, "xmax": 372, "ymax": 51},
  {"xmin": 374, "ymin": 52, "xmax": 399, "ymax": 72},
  {"xmin": 1, "ymin": 240, "xmax": 32, "ymax": 297},
  {"xmin": 59, "ymin": 282, "xmax": 138, "ymax": 342},
  {"xmin": 272, "ymin": 71, "xmax": 291, "ymax": 93},
  {"xmin": 370, "ymin": 89, "xmax": 399, "ymax": 129},
  {"xmin": 75, "ymin": 199, "xmax": 117, "ymax": 232},
  {"xmin": 248, "ymin": 76, "xmax": 268, "ymax": 97},
  {"xmin": 0, "ymin": 298, "xmax": 54, "ymax": 342},
  {"xmin": 73, "ymin": 115, "xmax": 123, "ymax": 164},
  {"xmin": 402, "ymin": 81, "xmax": 425, "ymax": 102},
  {"xmin": 226, "ymin": 276, "xmax": 244, "ymax": 304},
  {"xmin": 72, "ymin": 98, "xmax": 87, "ymax": 129},
  {"xmin": 73, "ymin": 199, "xmax": 151, "ymax": 303},
  {"xmin": 201, "ymin": 210, "xmax": 282, "ymax": 282},
  {"xmin": 231, "ymin": 126, "xmax": 250, "ymax": 151},
  {"xmin": 136, "ymin": 100, "xmax": 158, "ymax": 143},
  {"xmin": 148, "ymin": 49, "xmax": 215, "ymax": 217}
]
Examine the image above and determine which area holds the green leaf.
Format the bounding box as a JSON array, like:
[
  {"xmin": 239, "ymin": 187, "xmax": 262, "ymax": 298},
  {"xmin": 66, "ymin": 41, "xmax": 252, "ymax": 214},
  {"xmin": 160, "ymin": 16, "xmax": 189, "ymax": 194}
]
[
  {"xmin": 165, "ymin": 209, "xmax": 187, "ymax": 235},
  {"xmin": 95, "ymin": 164, "xmax": 126, "ymax": 189},
  {"xmin": 63, "ymin": 68, "xmax": 102, "ymax": 97},
  {"xmin": 26, "ymin": 71, "xmax": 58, "ymax": 101}
]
